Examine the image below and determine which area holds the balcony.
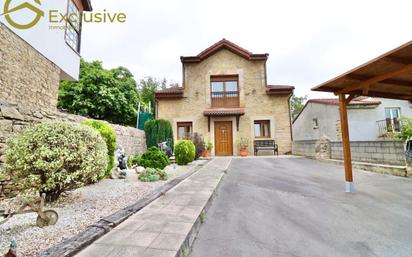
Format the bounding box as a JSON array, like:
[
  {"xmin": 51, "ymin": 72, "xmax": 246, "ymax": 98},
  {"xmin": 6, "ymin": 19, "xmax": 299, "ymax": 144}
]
[
  {"xmin": 377, "ymin": 118, "xmax": 402, "ymax": 137},
  {"xmin": 211, "ymin": 91, "xmax": 240, "ymax": 108}
]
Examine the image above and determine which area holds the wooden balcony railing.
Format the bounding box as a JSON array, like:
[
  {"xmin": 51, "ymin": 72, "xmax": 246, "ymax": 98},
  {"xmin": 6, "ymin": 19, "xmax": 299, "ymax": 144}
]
[
  {"xmin": 377, "ymin": 118, "xmax": 402, "ymax": 137},
  {"xmin": 211, "ymin": 91, "xmax": 240, "ymax": 108}
]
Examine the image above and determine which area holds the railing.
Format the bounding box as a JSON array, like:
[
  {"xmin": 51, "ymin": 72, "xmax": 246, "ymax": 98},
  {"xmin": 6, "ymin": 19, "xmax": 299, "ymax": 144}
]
[
  {"xmin": 377, "ymin": 119, "xmax": 402, "ymax": 137},
  {"xmin": 211, "ymin": 91, "xmax": 240, "ymax": 108}
]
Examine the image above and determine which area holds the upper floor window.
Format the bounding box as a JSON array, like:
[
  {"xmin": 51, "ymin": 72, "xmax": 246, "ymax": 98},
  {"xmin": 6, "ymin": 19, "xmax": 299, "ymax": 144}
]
[
  {"xmin": 254, "ymin": 120, "xmax": 270, "ymax": 138},
  {"xmin": 177, "ymin": 122, "xmax": 193, "ymax": 139},
  {"xmin": 385, "ymin": 107, "xmax": 401, "ymax": 133},
  {"xmin": 313, "ymin": 118, "xmax": 319, "ymax": 129},
  {"xmin": 65, "ymin": 0, "xmax": 82, "ymax": 53},
  {"xmin": 210, "ymin": 75, "xmax": 239, "ymax": 107}
]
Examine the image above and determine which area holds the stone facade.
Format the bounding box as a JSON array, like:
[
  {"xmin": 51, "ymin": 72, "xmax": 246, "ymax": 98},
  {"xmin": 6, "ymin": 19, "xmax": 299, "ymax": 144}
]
[
  {"xmin": 0, "ymin": 23, "xmax": 61, "ymax": 111},
  {"xmin": 157, "ymin": 49, "xmax": 293, "ymax": 155}
]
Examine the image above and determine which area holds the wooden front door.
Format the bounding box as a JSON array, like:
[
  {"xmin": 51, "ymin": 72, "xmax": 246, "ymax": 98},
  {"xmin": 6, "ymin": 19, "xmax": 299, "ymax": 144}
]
[{"xmin": 215, "ymin": 121, "xmax": 233, "ymax": 156}]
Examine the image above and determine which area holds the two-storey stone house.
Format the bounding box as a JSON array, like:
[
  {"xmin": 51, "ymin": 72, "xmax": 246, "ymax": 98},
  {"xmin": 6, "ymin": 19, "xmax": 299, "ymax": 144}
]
[{"xmin": 155, "ymin": 39, "xmax": 294, "ymax": 156}]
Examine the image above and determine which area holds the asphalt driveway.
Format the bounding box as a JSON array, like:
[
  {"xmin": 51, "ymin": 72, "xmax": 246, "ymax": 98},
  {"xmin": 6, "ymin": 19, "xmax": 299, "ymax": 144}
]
[{"xmin": 191, "ymin": 156, "xmax": 412, "ymax": 257}]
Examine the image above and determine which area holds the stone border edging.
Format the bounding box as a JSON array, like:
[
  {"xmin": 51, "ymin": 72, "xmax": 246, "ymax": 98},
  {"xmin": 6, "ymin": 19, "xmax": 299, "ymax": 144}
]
[
  {"xmin": 38, "ymin": 162, "xmax": 208, "ymax": 257},
  {"xmin": 177, "ymin": 158, "xmax": 232, "ymax": 257}
]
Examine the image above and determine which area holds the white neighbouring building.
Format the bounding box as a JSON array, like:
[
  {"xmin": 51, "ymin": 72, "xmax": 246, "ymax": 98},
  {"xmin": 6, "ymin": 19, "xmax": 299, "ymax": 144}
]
[{"xmin": 293, "ymin": 97, "xmax": 412, "ymax": 141}]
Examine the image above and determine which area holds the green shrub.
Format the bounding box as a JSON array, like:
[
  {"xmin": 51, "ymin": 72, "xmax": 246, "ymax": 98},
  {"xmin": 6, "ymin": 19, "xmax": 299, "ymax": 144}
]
[
  {"xmin": 400, "ymin": 117, "xmax": 412, "ymax": 140},
  {"xmin": 127, "ymin": 155, "xmax": 133, "ymax": 167},
  {"xmin": 0, "ymin": 170, "xmax": 7, "ymax": 181},
  {"xmin": 5, "ymin": 121, "xmax": 108, "ymax": 201},
  {"xmin": 138, "ymin": 167, "xmax": 168, "ymax": 182},
  {"xmin": 84, "ymin": 120, "xmax": 117, "ymax": 178},
  {"xmin": 192, "ymin": 133, "xmax": 205, "ymax": 160},
  {"xmin": 144, "ymin": 119, "xmax": 174, "ymax": 150},
  {"xmin": 175, "ymin": 140, "xmax": 195, "ymax": 165},
  {"xmin": 135, "ymin": 147, "xmax": 169, "ymax": 169}
]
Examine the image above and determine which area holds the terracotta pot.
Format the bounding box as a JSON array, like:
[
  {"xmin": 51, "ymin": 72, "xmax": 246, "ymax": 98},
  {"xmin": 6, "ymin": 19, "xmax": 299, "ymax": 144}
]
[
  {"xmin": 240, "ymin": 148, "xmax": 248, "ymax": 157},
  {"xmin": 203, "ymin": 150, "xmax": 209, "ymax": 158}
]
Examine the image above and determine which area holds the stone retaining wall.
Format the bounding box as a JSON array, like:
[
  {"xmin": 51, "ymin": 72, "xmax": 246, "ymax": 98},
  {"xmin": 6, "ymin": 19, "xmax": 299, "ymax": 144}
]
[
  {"xmin": 0, "ymin": 102, "xmax": 146, "ymax": 198},
  {"xmin": 330, "ymin": 141, "xmax": 405, "ymax": 166},
  {"xmin": 293, "ymin": 139, "xmax": 406, "ymax": 166},
  {"xmin": 292, "ymin": 140, "xmax": 317, "ymax": 158}
]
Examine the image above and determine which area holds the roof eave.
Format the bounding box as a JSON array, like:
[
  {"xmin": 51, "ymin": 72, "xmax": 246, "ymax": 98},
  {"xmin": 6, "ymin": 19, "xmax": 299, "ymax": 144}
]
[
  {"xmin": 155, "ymin": 93, "xmax": 184, "ymax": 99},
  {"xmin": 81, "ymin": 0, "xmax": 93, "ymax": 11}
]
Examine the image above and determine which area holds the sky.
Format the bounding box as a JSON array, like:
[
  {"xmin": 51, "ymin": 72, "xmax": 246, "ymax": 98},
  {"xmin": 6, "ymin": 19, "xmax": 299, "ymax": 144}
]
[{"xmin": 81, "ymin": 0, "xmax": 412, "ymax": 99}]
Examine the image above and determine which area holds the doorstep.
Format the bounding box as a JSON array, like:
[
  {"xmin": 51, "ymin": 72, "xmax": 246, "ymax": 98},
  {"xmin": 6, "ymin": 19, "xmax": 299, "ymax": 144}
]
[{"xmin": 75, "ymin": 157, "xmax": 232, "ymax": 257}]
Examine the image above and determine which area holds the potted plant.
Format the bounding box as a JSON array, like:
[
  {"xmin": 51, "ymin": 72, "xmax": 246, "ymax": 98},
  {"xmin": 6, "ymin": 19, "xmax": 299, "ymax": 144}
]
[
  {"xmin": 203, "ymin": 141, "xmax": 213, "ymax": 157},
  {"xmin": 238, "ymin": 137, "xmax": 250, "ymax": 157}
]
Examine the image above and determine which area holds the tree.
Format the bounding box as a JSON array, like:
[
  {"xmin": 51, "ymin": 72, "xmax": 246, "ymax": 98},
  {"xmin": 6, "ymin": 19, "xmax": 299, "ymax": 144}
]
[
  {"xmin": 291, "ymin": 95, "xmax": 308, "ymax": 120},
  {"xmin": 58, "ymin": 59, "xmax": 139, "ymax": 126},
  {"xmin": 138, "ymin": 77, "xmax": 167, "ymax": 114}
]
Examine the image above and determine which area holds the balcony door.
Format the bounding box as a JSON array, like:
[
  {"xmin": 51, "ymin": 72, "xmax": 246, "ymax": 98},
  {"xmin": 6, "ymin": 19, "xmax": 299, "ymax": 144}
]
[
  {"xmin": 211, "ymin": 75, "xmax": 239, "ymax": 108},
  {"xmin": 385, "ymin": 108, "xmax": 401, "ymax": 132}
]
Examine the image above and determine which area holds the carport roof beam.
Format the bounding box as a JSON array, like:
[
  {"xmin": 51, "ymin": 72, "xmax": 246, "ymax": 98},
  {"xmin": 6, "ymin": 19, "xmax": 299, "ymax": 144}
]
[{"xmin": 312, "ymin": 40, "xmax": 412, "ymax": 192}]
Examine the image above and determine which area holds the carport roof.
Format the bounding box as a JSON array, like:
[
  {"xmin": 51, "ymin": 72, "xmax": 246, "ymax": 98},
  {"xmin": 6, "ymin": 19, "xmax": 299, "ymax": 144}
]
[{"xmin": 312, "ymin": 40, "xmax": 412, "ymax": 100}]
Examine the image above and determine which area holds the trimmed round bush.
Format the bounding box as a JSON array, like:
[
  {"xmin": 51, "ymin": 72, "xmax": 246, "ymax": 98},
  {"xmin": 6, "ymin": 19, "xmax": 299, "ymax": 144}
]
[
  {"xmin": 175, "ymin": 140, "xmax": 195, "ymax": 165},
  {"xmin": 138, "ymin": 168, "xmax": 168, "ymax": 182},
  {"xmin": 84, "ymin": 119, "xmax": 117, "ymax": 178},
  {"xmin": 134, "ymin": 147, "xmax": 169, "ymax": 170},
  {"xmin": 5, "ymin": 121, "xmax": 108, "ymax": 201}
]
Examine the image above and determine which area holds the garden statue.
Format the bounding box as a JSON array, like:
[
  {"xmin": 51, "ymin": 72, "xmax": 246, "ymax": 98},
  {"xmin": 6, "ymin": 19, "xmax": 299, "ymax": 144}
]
[
  {"xmin": 405, "ymin": 139, "xmax": 412, "ymax": 165},
  {"xmin": 113, "ymin": 146, "xmax": 129, "ymax": 179},
  {"xmin": 158, "ymin": 140, "xmax": 173, "ymax": 157},
  {"xmin": 315, "ymin": 135, "xmax": 331, "ymax": 160}
]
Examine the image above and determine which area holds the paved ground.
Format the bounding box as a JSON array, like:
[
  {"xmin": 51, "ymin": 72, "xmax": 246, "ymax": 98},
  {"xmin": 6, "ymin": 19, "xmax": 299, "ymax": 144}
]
[
  {"xmin": 76, "ymin": 158, "xmax": 231, "ymax": 257},
  {"xmin": 192, "ymin": 156, "xmax": 412, "ymax": 257}
]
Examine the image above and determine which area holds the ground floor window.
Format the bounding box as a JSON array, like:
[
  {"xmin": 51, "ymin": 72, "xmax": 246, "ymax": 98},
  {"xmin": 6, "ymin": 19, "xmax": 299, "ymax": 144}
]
[
  {"xmin": 177, "ymin": 122, "xmax": 193, "ymax": 139},
  {"xmin": 254, "ymin": 120, "xmax": 270, "ymax": 138}
]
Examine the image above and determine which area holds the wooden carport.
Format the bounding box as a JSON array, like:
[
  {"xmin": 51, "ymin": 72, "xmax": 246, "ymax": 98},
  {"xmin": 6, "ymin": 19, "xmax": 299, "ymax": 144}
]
[{"xmin": 312, "ymin": 40, "xmax": 412, "ymax": 192}]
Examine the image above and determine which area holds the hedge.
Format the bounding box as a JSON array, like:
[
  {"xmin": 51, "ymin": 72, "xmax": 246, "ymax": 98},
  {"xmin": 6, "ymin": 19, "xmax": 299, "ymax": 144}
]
[
  {"xmin": 84, "ymin": 119, "xmax": 117, "ymax": 178},
  {"xmin": 144, "ymin": 119, "xmax": 174, "ymax": 150}
]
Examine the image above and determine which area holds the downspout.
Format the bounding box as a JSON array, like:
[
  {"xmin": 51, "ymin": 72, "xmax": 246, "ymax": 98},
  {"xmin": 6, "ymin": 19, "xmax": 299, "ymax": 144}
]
[
  {"xmin": 182, "ymin": 61, "xmax": 186, "ymax": 89},
  {"xmin": 288, "ymin": 93, "xmax": 294, "ymax": 142},
  {"xmin": 264, "ymin": 59, "xmax": 268, "ymax": 87},
  {"xmin": 155, "ymin": 99, "xmax": 159, "ymax": 119}
]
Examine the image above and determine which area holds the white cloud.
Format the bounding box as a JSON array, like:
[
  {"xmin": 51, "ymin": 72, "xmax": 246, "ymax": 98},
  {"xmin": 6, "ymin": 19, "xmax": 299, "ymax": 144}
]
[{"xmin": 81, "ymin": 0, "xmax": 412, "ymax": 98}]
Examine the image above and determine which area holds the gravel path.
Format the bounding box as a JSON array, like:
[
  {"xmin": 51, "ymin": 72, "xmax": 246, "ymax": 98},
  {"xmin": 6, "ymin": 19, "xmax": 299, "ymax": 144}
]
[{"xmin": 0, "ymin": 161, "xmax": 206, "ymax": 257}]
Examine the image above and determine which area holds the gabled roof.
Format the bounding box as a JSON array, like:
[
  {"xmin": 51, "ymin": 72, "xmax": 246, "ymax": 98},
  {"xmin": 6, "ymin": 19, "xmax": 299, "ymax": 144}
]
[
  {"xmin": 181, "ymin": 39, "xmax": 269, "ymax": 63},
  {"xmin": 81, "ymin": 0, "xmax": 92, "ymax": 11},
  {"xmin": 293, "ymin": 97, "xmax": 381, "ymax": 124},
  {"xmin": 309, "ymin": 96, "xmax": 381, "ymax": 106}
]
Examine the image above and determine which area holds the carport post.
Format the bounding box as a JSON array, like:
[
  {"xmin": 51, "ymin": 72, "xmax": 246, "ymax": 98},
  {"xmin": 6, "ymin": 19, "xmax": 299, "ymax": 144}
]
[{"xmin": 338, "ymin": 94, "xmax": 354, "ymax": 193}]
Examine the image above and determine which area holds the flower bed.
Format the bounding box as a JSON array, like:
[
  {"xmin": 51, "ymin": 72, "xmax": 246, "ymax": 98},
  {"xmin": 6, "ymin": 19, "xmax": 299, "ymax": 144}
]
[{"xmin": 0, "ymin": 161, "xmax": 206, "ymax": 257}]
